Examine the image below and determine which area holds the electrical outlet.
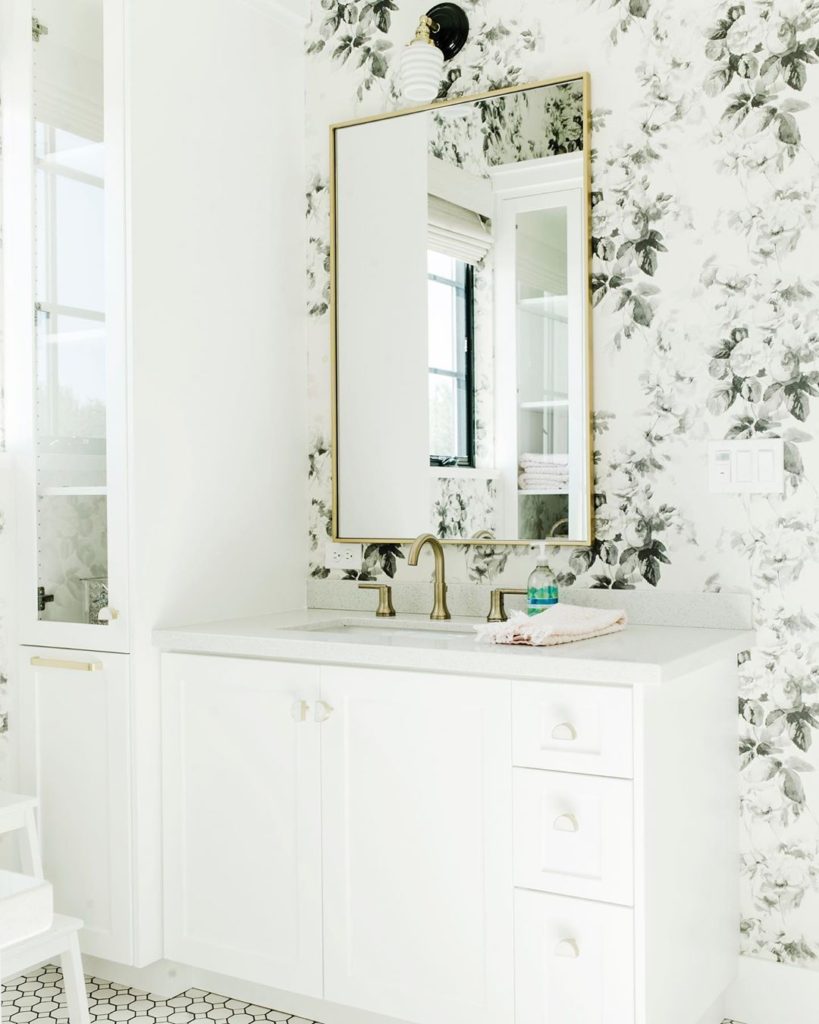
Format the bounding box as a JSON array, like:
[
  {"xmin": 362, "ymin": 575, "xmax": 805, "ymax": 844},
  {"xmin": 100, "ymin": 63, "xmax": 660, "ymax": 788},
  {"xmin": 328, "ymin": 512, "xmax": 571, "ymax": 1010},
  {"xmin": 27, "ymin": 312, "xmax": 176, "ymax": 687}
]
[{"xmin": 324, "ymin": 542, "xmax": 363, "ymax": 572}]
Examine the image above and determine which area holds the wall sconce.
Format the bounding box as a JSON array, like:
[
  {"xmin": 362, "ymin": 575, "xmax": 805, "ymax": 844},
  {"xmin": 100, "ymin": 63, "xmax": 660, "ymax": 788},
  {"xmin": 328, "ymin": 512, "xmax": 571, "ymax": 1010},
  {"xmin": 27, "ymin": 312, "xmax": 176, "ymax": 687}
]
[{"xmin": 398, "ymin": 4, "xmax": 469, "ymax": 104}]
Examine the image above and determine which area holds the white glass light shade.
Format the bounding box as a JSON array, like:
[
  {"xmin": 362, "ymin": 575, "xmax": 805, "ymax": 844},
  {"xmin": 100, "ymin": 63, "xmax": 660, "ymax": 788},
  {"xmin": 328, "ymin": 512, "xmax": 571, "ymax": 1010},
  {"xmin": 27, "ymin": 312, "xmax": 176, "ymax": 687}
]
[{"xmin": 398, "ymin": 40, "xmax": 444, "ymax": 103}]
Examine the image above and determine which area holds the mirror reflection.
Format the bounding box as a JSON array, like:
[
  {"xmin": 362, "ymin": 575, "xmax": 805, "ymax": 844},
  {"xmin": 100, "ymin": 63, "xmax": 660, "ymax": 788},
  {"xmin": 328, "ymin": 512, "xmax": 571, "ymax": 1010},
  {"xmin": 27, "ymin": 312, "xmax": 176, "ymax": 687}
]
[{"xmin": 332, "ymin": 76, "xmax": 592, "ymax": 545}]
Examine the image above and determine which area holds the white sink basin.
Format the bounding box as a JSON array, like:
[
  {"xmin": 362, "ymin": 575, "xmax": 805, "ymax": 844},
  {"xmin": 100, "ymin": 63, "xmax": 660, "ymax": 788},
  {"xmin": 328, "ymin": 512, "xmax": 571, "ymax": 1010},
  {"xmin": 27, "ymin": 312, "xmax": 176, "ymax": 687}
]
[
  {"xmin": 289, "ymin": 619, "xmax": 477, "ymax": 642},
  {"xmin": 0, "ymin": 869, "xmax": 52, "ymax": 948}
]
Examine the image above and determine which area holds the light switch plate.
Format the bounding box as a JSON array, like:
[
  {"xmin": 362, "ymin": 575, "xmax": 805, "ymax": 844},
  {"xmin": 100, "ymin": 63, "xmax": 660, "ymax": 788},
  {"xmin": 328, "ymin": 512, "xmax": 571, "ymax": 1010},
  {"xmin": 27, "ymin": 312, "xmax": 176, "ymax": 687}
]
[
  {"xmin": 324, "ymin": 541, "xmax": 363, "ymax": 571},
  {"xmin": 708, "ymin": 439, "xmax": 784, "ymax": 494}
]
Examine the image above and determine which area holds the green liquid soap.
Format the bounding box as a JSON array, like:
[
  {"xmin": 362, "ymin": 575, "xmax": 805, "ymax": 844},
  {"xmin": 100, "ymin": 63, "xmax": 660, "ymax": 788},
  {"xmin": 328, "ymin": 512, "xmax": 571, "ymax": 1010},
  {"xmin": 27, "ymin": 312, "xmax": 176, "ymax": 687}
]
[{"xmin": 527, "ymin": 543, "xmax": 558, "ymax": 616}]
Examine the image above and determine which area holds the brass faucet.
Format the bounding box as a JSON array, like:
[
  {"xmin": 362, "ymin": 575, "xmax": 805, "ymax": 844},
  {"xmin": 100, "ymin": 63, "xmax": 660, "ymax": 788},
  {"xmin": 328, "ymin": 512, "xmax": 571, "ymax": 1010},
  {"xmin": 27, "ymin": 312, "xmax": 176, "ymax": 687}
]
[
  {"xmin": 358, "ymin": 582, "xmax": 396, "ymax": 618},
  {"xmin": 408, "ymin": 533, "xmax": 451, "ymax": 620},
  {"xmin": 487, "ymin": 587, "xmax": 527, "ymax": 623}
]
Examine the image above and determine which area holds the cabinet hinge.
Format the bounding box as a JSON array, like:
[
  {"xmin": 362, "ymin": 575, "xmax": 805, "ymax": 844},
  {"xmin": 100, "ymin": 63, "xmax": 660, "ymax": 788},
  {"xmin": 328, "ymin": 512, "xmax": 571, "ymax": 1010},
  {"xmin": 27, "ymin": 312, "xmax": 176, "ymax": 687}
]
[
  {"xmin": 31, "ymin": 17, "xmax": 48, "ymax": 42},
  {"xmin": 37, "ymin": 587, "xmax": 54, "ymax": 612}
]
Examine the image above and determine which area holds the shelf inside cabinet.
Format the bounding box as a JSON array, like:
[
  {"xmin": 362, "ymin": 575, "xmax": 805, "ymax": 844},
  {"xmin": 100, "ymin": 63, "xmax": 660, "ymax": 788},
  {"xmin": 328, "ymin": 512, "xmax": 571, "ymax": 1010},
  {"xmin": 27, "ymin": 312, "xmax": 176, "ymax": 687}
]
[
  {"xmin": 38, "ymin": 486, "xmax": 108, "ymax": 498},
  {"xmin": 518, "ymin": 488, "xmax": 569, "ymax": 497},
  {"xmin": 517, "ymin": 294, "xmax": 568, "ymax": 321},
  {"xmin": 36, "ymin": 141, "xmax": 105, "ymax": 185},
  {"xmin": 519, "ymin": 398, "xmax": 569, "ymax": 410}
]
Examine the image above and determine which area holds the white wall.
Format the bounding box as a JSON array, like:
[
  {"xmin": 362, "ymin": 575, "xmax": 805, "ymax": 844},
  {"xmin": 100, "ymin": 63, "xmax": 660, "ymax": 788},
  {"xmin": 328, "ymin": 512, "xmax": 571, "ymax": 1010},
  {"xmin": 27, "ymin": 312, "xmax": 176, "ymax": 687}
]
[
  {"xmin": 124, "ymin": 0, "xmax": 308, "ymax": 960},
  {"xmin": 127, "ymin": 0, "xmax": 308, "ymax": 628}
]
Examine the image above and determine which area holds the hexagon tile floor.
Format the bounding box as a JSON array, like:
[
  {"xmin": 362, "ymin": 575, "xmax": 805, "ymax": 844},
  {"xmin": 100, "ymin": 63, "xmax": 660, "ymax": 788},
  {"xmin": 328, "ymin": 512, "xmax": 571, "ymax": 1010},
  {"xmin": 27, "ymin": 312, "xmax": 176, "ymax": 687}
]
[
  {"xmin": 0, "ymin": 964, "xmax": 748, "ymax": 1024},
  {"xmin": 1, "ymin": 965, "xmax": 320, "ymax": 1024}
]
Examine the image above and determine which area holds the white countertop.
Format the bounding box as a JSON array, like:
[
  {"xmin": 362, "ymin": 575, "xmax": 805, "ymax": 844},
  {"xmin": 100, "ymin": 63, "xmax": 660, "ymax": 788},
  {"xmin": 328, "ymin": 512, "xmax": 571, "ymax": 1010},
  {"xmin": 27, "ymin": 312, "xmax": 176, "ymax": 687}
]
[{"xmin": 154, "ymin": 609, "xmax": 755, "ymax": 686}]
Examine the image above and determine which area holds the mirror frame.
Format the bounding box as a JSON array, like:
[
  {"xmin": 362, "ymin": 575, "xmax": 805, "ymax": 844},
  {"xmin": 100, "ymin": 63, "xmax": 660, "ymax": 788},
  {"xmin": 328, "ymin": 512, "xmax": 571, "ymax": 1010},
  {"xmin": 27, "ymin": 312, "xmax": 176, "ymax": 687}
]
[{"xmin": 329, "ymin": 71, "xmax": 594, "ymax": 547}]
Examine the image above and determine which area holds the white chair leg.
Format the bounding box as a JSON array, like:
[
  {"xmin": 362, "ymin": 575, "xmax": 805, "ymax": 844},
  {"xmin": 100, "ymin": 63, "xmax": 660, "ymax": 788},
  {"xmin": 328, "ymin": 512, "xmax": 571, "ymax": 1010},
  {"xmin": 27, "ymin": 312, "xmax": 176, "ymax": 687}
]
[
  {"xmin": 20, "ymin": 807, "xmax": 44, "ymax": 879},
  {"xmin": 60, "ymin": 935, "xmax": 90, "ymax": 1024}
]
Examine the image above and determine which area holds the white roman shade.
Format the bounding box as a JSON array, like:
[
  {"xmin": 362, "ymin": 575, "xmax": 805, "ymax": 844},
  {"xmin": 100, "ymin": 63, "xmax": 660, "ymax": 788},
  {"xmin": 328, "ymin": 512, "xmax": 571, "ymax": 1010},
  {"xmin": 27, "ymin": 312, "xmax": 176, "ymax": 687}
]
[{"xmin": 428, "ymin": 195, "xmax": 493, "ymax": 265}]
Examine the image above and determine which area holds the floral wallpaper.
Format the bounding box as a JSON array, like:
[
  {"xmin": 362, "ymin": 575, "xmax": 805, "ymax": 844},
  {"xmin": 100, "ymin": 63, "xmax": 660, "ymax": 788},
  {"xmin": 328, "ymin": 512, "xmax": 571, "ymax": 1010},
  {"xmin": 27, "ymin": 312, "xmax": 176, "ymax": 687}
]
[{"xmin": 305, "ymin": 0, "xmax": 819, "ymax": 975}]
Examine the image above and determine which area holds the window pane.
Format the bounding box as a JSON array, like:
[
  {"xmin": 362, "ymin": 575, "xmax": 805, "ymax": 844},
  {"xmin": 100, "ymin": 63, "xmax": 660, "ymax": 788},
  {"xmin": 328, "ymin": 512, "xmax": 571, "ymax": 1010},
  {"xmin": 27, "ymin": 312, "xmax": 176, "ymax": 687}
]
[
  {"xmin": 429, "ymin": 375, "xmax": 458, "ymax": 458},
  {"xmin": 428, "ymin": 279, "xmax": 457, "ymax": 372},
  {"xmin": 427, "ymin": 251, "xmax": 456, "ymax": 280}
]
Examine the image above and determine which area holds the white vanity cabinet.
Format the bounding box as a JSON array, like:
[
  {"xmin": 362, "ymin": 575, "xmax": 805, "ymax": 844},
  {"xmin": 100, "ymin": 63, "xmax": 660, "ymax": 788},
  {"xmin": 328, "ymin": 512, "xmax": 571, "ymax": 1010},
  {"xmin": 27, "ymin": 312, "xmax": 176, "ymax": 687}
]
[
  {"xmin": 162, "ymin": 656, "xmax": 514, "ymax": 1024},
  {"xmin": 159, "ymin": 621, "xmax": 744, "ymax": 1024}
]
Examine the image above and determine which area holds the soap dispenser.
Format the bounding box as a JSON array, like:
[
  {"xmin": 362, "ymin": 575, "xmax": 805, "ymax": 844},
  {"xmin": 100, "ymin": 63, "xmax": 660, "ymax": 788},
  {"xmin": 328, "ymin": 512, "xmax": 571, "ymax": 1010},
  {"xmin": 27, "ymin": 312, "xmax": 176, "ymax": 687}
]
[{"xmin": 527, "ymin": 543, "xmax": 558, "ymax": 616}]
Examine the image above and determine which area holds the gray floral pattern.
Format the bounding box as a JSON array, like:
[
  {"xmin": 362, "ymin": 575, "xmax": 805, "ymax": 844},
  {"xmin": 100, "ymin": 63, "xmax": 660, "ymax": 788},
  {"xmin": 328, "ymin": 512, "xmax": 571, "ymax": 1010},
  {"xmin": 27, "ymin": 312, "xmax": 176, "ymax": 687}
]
[
  {"xmin": 432, "ymin": 476, "xmax": 497, "ymax": 539},
  {"xmin": 303, "ymin": 0, "xmax": 819, "ymax": 973}
]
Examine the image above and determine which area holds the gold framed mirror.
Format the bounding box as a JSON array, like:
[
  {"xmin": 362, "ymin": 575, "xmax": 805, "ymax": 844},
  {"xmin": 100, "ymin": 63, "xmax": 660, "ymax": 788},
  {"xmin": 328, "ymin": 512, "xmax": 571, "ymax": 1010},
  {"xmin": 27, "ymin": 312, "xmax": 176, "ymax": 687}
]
[{"xmin": 330, "ymin": 73, "xmax": 593, "ymax": 547}]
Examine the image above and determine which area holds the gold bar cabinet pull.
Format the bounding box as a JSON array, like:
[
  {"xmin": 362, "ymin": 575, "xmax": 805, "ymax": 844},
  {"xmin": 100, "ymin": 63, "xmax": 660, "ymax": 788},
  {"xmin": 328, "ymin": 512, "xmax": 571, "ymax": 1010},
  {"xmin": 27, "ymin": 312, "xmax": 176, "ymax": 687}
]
[{"xmin": 30, "ymin": 656, "xmax": 103, "ymax": 673}]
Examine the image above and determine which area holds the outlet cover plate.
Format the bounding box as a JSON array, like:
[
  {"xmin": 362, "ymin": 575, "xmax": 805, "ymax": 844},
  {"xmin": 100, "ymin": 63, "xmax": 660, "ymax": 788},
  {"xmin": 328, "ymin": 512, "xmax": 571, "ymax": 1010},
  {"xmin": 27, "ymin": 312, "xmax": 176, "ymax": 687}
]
[{"xmin": 324, "ymin": 541, "xmax": 363, "ymax": 572}]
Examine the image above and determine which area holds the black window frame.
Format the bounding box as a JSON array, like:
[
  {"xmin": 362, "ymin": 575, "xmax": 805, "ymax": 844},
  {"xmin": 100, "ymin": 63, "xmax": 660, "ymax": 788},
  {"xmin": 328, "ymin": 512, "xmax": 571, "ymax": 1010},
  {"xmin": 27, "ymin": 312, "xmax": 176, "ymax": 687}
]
[{"xmin": 427, "ymin": 256, "xmax": 476, "ymax": 469}]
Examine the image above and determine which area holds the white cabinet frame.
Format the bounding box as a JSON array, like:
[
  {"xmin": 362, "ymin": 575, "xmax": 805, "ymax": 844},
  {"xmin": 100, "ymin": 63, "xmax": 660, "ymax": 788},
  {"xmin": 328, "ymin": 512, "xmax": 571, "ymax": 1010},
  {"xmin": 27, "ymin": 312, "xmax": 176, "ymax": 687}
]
[{"xmin": 1, "ymin": 0, "xmax": 130, "ymax": 653}]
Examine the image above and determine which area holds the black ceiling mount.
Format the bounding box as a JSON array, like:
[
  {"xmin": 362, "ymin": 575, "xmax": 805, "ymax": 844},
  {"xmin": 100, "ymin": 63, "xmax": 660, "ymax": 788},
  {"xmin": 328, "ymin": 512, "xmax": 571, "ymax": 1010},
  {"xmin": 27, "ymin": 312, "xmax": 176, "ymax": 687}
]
[{"xmin": 426, "ymin": 3, "xmax": 469, "ymax": 61}]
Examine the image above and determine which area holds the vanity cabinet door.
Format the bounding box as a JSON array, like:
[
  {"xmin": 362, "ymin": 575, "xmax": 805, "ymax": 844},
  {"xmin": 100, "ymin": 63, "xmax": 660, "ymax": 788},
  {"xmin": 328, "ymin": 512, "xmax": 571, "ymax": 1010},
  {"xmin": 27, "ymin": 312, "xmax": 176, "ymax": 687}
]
[
  {"xmin": 18, "ymin": 647, "xmax": 133, "ymax": 963},
  {"xmin": 320, "ymin": 666, "xmax": 514, "ymax": 1024},
  {"xmin": 162, "ymin": 654, "xmax": 322, "ymax": 995}
]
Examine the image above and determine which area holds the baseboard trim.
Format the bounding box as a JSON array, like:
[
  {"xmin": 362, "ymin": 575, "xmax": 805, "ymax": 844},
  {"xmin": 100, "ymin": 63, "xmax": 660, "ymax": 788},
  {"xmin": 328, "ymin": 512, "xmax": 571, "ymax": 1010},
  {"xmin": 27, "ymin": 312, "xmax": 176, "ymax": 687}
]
[
  {"xmin": 725, "ymin": 956, "xmax": 819, "ymax": 1024},
  {"xmin": 80, "ymin": 957, "xmax": 194, "ymax": 1000},
  {"xmin": 83, "ymin": 953, "xmax": 815, "ymax": 1024},
  {"xmin": 80, "ymin": 958, "xmax": 404, "ymax": 1024}
]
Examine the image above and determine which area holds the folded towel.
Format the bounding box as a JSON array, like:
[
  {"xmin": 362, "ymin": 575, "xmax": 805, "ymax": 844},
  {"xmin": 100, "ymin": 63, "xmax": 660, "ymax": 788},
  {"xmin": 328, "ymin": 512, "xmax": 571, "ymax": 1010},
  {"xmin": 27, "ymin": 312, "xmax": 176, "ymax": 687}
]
[
  {"xmin": 519, "ymin": 471, "xmax": 570, "ymax": 482},
  {"xmin": 474, "ymin": 603, "xmax": 627, "ymax": 647},
  {"xmin": 520, "ymin": 452, "xmax": 569, "ymax": 467},
  {"xmin": 519, "ymin": 471, "xmax": 570, "ymax": 491}
]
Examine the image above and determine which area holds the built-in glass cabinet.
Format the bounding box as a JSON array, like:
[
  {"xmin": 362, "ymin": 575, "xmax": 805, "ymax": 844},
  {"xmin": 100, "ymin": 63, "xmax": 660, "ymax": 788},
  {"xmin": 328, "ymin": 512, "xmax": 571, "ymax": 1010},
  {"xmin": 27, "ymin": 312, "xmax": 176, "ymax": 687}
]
[
  {"xmin": 516, "ymin": 205, "xmax": 571, "ymax": 540},
  {"xmin": 6, "ymin": 0, "xmax": 127, "ymax": 650},
  {"xmin": 34, "ymin": 14, "xmax": 109, "ymax": 625}
]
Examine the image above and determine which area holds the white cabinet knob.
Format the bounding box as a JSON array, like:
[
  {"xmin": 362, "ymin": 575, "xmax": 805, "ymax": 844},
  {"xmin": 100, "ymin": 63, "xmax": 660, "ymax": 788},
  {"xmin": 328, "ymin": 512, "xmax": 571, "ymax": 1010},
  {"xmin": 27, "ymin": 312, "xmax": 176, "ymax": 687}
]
[
  {"xmin": 553, "ymin": 813, "xmax": 579, "ymax": 833},
  {"xmin": 97, "ymin": 606, "xmax": 119, "ymax": 622},
  {"xmin": 291, "ymin": 700, "xmax": 311, "ymax": 723},
  {"xmin": 554, "ymin": 938, "xmax": 580, "ymax": 959},
  {"xmin": 551, "ymin": 722, "xmax": 577, "ymax": 741},
  {"xmin": 314, "ymin": 700, "xmax": 334, "ymax": 723}
]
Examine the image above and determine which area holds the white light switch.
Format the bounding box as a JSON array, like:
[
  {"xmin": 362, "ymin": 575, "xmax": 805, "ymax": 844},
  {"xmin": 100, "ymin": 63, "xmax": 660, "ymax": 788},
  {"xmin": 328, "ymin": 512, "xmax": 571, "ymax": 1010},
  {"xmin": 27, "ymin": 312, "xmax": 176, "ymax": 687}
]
[
  {"xmin": 735, "ymin": 450, "xmax": 753, "ymax": 483},
  {"xmin": 708, "ymin": 439, "xmax": 785, "ymax": 494},
  {"xmin": 758, "ymin": 449, "xmax": 775, "ymax": 483}
]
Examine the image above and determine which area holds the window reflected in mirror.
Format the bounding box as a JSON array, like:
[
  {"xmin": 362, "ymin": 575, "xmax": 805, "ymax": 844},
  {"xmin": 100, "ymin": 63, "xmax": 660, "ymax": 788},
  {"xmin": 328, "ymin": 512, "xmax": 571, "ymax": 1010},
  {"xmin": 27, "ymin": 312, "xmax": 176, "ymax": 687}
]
[{"xmin": 427, "ymin": 252, "xmax": 474, "ymax": 467}]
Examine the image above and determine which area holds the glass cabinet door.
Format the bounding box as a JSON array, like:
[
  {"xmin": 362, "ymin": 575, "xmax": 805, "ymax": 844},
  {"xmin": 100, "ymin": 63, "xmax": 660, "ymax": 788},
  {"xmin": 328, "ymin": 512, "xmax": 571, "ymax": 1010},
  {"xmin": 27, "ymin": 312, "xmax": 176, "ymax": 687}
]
[
  {"xmin": 516, "ymin": 205, "xmax": 571, "ymax": 541},
  {"xmin": 32, "ymin": 0, "xmax": 112, "ymax": 628}
]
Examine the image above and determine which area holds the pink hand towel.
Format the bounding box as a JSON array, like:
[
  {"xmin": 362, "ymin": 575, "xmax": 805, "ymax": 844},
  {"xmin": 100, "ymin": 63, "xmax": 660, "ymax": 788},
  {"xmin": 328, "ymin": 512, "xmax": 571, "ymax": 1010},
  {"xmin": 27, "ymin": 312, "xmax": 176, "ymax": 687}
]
[{"xmin": 475, "ymin": 603, "xmax": 627, "ymax": 647}]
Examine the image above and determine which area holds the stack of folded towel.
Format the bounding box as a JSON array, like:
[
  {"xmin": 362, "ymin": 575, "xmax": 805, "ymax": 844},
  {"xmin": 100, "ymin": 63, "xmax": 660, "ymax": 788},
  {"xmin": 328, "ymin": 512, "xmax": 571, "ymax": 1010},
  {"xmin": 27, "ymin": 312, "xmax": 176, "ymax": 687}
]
[
  {"xmin": 474, "ymin": 603, "xmax": 627, "ymax": 647},
  {"xmin": 518, "ymin": 452, "xmax": 570, "ymax": 493}
]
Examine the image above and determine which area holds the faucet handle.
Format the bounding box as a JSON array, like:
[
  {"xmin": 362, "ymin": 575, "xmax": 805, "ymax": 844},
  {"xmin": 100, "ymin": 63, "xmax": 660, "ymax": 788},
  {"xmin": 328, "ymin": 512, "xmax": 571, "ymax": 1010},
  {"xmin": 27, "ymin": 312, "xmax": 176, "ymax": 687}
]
[
  {"xmin": 358, "ymin": 582, "xmax": 396, "ymax": 618},
  {"xmin": 487, "ymin": 587, "xmax": 527, "ymax": 623}
]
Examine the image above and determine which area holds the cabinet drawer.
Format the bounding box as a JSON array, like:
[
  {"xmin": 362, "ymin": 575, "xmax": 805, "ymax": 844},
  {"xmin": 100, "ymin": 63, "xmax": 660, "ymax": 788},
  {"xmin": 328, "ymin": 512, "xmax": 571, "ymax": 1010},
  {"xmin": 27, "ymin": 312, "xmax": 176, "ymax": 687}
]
[
  {"xmin": 514, "ymin": 889, "xmax": 634, "ymax": 1024},
  {"xmin": 514, "ymin": 769, "xmax": 633, "ymax": 905},
  {"xmin": 512, "ymin": 681, "xmax": 633, "ymax": 778}
]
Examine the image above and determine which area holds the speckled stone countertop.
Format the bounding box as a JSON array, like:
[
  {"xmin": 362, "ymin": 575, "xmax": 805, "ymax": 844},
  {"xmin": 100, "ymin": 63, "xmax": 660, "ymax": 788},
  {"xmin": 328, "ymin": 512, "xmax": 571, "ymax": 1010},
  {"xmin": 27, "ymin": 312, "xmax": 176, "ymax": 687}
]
[{"xmin": 154, "ymin": 608, "xmax": 754, "ymax": 686}]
